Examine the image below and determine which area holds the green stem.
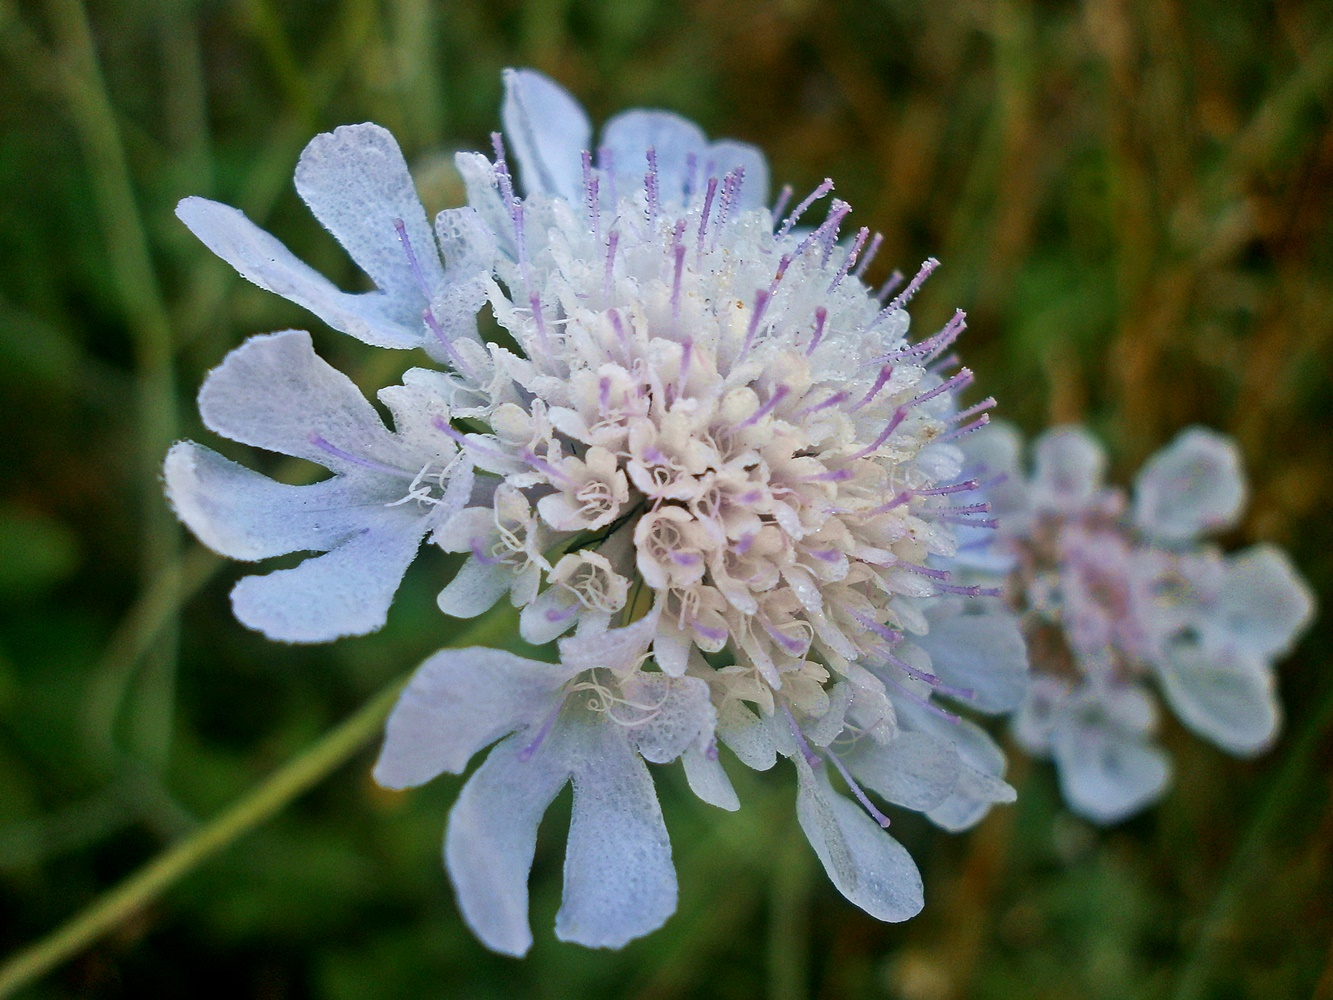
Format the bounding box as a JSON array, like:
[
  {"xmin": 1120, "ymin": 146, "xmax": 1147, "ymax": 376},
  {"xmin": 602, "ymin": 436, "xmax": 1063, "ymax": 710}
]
[{"xmin": 0, "ymin": 678, "xmax": 403, "ymax": 998}]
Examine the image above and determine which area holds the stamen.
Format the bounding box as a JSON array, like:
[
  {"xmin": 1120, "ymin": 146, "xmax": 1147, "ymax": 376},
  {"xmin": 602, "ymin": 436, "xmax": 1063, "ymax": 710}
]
[
  {"xmin": 695, "ymin": 175, "xmax": 718, "ymax": 267},
  {"xmin": 875, "ymin": 269, "xmax": 905, "ymax": 302},
  {"xmin": 780, "ymin": 703, "xmax": 822, "ymax": 768},
  {"xmin": 711, "ymin": 166, "xmax": 745, "ymax": 248},
  {"xmin": 645, "ymin": 147, "xmax": 661, "ymax": 225},
  {"xmin": 829, "ymin": 226, "xmax": 870, "ymax": 291},
  {"xmin": 935, "ymin": 583, "xmax": 1003, "ymax": 598},
  {"xmin": 884, "ymin": 675, "xmax": 961, "ymax": 724},
  {"xmin": 603, "ymin": 230, "xmax": 620, "ymax": 300},
  {"xmin": 582, "ymin": 149, "xmax": 601, "ymax": 249},
  {"xmin": 849, "ymin": 365, "xmax": 895, "ymax": 412},
  {"xmin": 886, "ymin": 257, "xmax": 939, "ymax": 311},
  {"xmin": 671, "ymin": 221, "xmax": 687, "ymax": 322},
  {"xmin": 529, "ymin": 291, "xmax": 551, "ymax": 354},
  {"xmin": 804, "ymin": 307, "xmax": 829, "ymax": 356},
  {"xmin": 935, "ymin": 412, "xmax": 991, "ymax": 443},
  {"xmin": 824, "ymin": 747, "xmax": 892, "ymax": 828},
  {"xmin": 778, "ymin": 178, "xmax": 834, "ymax": 238},
  {"xmin": 308, "ymin": 433, "xmax": 407, "ymax": 477},
  {"xmin": 739, "ymin": 288, "xmax": 771, "ymax": 361},
  {"xmin": 770, "ymin": 184, "xmax": 794, "ymax": 224},
  {"xmin": 738, "ymin": 385, "xmax": 790, "ymax": 427},
  {"xmin": 853, "ymin": 232, "xmax": 884, "ymax": 279}
]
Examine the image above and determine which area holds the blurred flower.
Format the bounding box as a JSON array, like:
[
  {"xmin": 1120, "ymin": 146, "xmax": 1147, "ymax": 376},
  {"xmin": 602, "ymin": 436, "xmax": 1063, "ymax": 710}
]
[
  {"xmin": 966, "ymin": 424, "xmax": 1316, "ymax": 823},
  {"xmin": 168, "ymin": 68, "xmax": 1029, "ymax": 952}
]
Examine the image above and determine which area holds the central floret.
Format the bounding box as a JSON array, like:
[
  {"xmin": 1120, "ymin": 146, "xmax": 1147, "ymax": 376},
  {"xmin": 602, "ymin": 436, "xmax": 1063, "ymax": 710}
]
[{"xmin": 430, "ymin": 126, "xmax": 997, "ymax": 724}]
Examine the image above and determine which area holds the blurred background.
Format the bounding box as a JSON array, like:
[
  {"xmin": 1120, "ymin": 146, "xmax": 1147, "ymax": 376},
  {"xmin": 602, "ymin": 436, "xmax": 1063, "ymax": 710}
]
[{"xmin": 1, "ymin": 0, "xmax": 1331, "ymax": 996}]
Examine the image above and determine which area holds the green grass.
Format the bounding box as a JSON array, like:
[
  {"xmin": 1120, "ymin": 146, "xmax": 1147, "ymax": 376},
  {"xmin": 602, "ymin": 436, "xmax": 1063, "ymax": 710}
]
[{"xmin": 0, "ymin": 0, "xmax": 1330, "ymax": 996}]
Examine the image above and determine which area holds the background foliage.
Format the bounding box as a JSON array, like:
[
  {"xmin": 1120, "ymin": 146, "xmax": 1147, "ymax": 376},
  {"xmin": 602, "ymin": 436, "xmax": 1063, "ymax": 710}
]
[{"xmin": 0, "ymin": 0, "xmax": 1331, "ymax": 996}]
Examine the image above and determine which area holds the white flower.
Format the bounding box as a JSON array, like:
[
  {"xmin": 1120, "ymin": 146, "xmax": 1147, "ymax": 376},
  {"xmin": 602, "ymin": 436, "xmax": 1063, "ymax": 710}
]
[
  {"xmin": 172, "ymin": 67, "xmax": 1031, "ymax": 950},
  {"xmin": 965, "ymin": 422, "xmax": 1316, "ymax": 823},
  {"xmin": 163, "ymin": 330, "xmax": 471, "ymax": 642}
]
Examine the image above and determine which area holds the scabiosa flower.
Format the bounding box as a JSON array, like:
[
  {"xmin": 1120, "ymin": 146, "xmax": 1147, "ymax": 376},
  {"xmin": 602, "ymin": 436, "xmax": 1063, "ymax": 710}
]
[
  {"xmin": 964, "ymin": 423, "xmax": 1316, "ymax": 823},
  {"xmin": 168, "ymin": 68, "xmax": 1028, "ymax": 953}
]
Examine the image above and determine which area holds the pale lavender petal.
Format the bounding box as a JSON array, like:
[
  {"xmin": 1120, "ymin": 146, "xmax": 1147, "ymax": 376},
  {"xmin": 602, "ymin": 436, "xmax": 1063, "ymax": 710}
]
[
  {"xmin": 601, "ymin": 110, "xmax": 708, "ymax": 206},
  {"xmin": 164, "ymin": 442, "xmax": 387, "ymax": 560},
  {"xmin": 501, "ymin": 68, "xmax": 591, "ymax": 201},
  {"xmin": 1133, "ymin": 427, "xmax": 1246, "ymax": 543},
  {"xmin": 197, "ymin": 330, "xmax": 401, "ymax": 472},
  {"xmin": 444, "ymin": 734, "xmax": 572, "ymax": 957},
  {"xmin": 1155, "ymin": 643, "xmax": 1279, "ymax": 756},
  {"xmin": 846, "ymin": 731, "xmax": 961, "ymax": 813},
  {"xmin": 558, "ymin": 608, "xmax": 659, "ymax": 675},
  {"xmin": 175, "ymin": 197, "xmax": 424, "ymax": 349},
  {"xmin": 1214, "ymin": 544, "xmax": 1315, "ymax": 659},
  {"xmin": 434, "ymin": 206, "xmax": 498, "ymax": 279},
  {"xmin": 1050, "ymin": 714, "xmax": 1171, "ymax": 824},
  {"xmin": 716, "ymin": 699, "xmax": 778, "ymax": 771},
  {"xmin": 294, "ymin": 123, "xmax": 442, "ymax": 322},
  {"xmin": 914, "ymin": 598, "xmax": 1028, "ymax": 714},
  {"xmin": 626, "ymin": 675, "xmax": 715, "ymax": 764},
  {"xmin": 436, "ymin": 557, "xmax": 514, "ymax": 619},
  {"xmin": 555, "ymin": 712, "xmax": 677, "ymax": 949},
  {"xmin": 229, "ymin": 503, "xmax": 429, "ymax": 642},
  {"xmin": 681, "ymin": 743, "xmax": 739, "ymax": 811},
  {"xmin": 701, "ymin": 140, "xmax": 769, "ymax": 208},
  {"xmin": 794, "ymin": 757, "xmax": 924, "ymax": 922},
  {"xmin": 896, "ymin": 700, "xmax": 1016, "ymax": 832},
  {"xmin": 1031, "ymin": 426, "xmax": 1106, "ymax": 512},
  {"xmin": 374, "ymin": 647, "xmax": 574, "ymax": 788}
]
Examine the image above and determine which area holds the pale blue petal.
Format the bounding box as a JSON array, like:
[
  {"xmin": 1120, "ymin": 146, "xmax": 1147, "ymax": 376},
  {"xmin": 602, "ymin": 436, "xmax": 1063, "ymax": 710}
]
[
  {"xmin": 555, "ymin": 712, "xmax": 677, "ymax": 949},
  {"xmin": 794, "ymin": 757, "xmax": 924, "ymax": 922},
  {"xmin": 601, "ymin": 109, "xmax": 707, "ymax": 206},
  {"xmin": 294, "ymin": 123, "xmax": 442, "ymax": 323},
  {"xmin": 682, "ymin": 744, "xmax": 740, "ymax": 811},
  {"xmin": 501, "ymin": 68, "xmax": 591, "ymax": 201},
  {"xmin": 1133, "ymin": 427, "xmax": 1246, "ymax": 543},
  {"xmin": 164, "ymin": 441, "xmax": 388, "ymax": 560},
  {"xmin": 229, "ymin": 505, "xmax": 429, "ymax": 642},
  {"xmin": 557, "ymin": 609, "xmax": 659, "ymax": 673},
  {"xmin": 914, "ymin": 597, "xmax": 1028, "ymax": 714},
  {"xmin": 896, "ymin": 700, "xmax": 1016, "ymax": 832},
  {"xmin": 1155, "ymin": 643, "xmax": 1279, "ymax": 756},
  {"xmin": 175, "ymin": 197, "xmax": 422, "ymax": 349},
  {"xmin": 1050, "ymin": 714, "xmax": 1171, "ymax": 824},
  {"xmin": 1031, "ymin": 425, "xmax": 1106, "ymax": 512},
  {"xmin": 701, "ymin": 140, "xmax": 769, "ymax": 208},
  {"xmin": 626, "ymin": 675, "xmax": 715, "ymax": 764},
  {"xmin": 1214, "ymin": 544, "xmax": 1315, "ymax": 659},
  {"xmin": 197, "ymin": 330, "xmax": 401, "ymax": 472},
  {"xmin": 373, "ymin": 647, "xmax": 574, "ymax": 788},
  {"xmin": 444, "ymin": 734, "xmax": 571, "ymax": 957},
  {"xmin": 716, "ymin": 699, "xmax": 778, "ymax": 771},
  {"xmin": 846, "ymin": 731, "xmax": 961, "ymax": 813},
  {"xmin": 436, "ymin": 557, "xmax": 514, "ymax": 619},
  {"xmin": 434, "ymin": 206, "xmax": 498, "ymax": 279}
]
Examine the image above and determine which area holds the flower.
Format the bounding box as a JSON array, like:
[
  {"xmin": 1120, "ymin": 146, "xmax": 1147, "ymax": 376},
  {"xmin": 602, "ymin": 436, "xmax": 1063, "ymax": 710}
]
[
  {"xmin": 169, "ymin": 68, "xmax": 1029, "ymax": 952},
  {"xmin": 965, "ymin": 423, "xmax": 1316, "ymax": 823}
]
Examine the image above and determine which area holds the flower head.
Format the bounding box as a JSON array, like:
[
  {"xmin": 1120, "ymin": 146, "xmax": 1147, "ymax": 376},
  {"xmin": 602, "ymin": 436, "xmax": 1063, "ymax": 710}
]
[
  {"xmin": 169, "ymin": 68, "xmax": 1029, "ymax": 952},
  {"xmin": 966, "ymin": 423, "xmax": 1316, "ymax": 823}
]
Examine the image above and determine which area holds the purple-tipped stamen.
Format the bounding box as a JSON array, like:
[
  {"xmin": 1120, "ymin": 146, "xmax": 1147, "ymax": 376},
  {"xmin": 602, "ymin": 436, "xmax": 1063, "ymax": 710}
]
[
  {"xmin": 778, "ymin": 178, "xmax": 834, "ymax": 238},
  {"xmin": 738, "ymin": 385, "xmax": 790, "ymax": 428},
  {"xmin": 308, "ymin": 433, "xmax": 406, "ymax": 477},
  {"xmin": 829, "ymin": 226, "xmax": 870, "ymax": 292},
  {"xmin": 854, "ymin": 232, "xmax": 884, "ymax": 280},
  {"xmin": 824, "ymin": 747, "xmax": 893, "ymax": 828}
]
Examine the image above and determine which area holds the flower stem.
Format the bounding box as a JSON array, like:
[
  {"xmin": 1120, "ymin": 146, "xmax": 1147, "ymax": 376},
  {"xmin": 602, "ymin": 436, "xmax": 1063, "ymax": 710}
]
[{"xmin": 0, "ymin": 677, "xmax": 405, "ymax": 997}]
